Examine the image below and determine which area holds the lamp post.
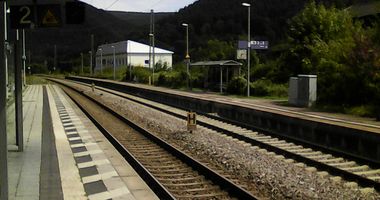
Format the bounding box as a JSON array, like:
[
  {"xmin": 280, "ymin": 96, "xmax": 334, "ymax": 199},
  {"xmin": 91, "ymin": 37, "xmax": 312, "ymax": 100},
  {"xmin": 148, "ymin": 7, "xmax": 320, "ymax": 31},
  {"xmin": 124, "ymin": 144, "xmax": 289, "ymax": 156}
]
[
  {"xmin": 242, "ymin": 2, "xmax": 251, "ymax": 97},
  {"xmin": 182, "ymin": 23, "xmax": 190, "ymax": 90},
  {"xmin": 98, "ymin": 48, "xmax": 103, "ymax": 74},
  {"xmin": 112, "ymin": 45, "xmax": 116, "ymax": 80},
  {"xmin": 89, "ymin": 51, "xmax": 92, "ymax": 75},
  {"xmin": 149, "ymin": 33, "xmax": 155, "ymax": 85}
]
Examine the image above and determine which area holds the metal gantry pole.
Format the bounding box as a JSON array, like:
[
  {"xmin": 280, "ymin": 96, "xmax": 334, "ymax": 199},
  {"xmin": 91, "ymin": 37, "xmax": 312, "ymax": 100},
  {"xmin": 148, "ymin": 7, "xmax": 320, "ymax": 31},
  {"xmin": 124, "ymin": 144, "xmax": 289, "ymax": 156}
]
[
  {"xmin": 242, "ymin": 2, "xmax": 251, "ymax": 97},
  {"xmin": 4, "ymin": 2, "xmax": 8, "ymax": 99},
  {"xmin": 53, "ymin": 44, "xmax": 57, "ymax": 72},
  {"xmin": 90, "ymin": 34, "xmax": 94, "ymax": 76},
  {"xmin": 0, "ymin": 1, "xmax": 9, "ymax": 199},
  {"xmin": 112, "ymin": 46, "xmax": 115, "ymax": 80},
  {"xmin": 22, "ymin": 29, "xmax": 26, "ymax": 86},
  {"xmin": 182, "ymin": 23, "xmax": 190, "ymax": 90},
  {"xmin": 151, "ymin": 9, "xmax": 155, "ymax": 85},
  {"xmin": 247, "ymin": 4, "xmax": 251, "ymax": 97},
  {"xmin": 15, "ymin": 30, "xmax": 23, "ymax": 152},
  {"xmin": 100, "ymin": 48, "xmax": 103, "ymax": 74},
  {"xmin": 89, "ymin": 51, "xmax": 92, "ymax": 75}
]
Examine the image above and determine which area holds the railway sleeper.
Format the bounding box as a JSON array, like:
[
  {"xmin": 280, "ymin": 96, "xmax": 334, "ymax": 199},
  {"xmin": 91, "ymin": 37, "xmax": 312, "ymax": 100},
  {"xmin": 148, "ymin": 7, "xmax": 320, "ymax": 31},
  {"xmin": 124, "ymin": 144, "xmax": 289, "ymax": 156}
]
[
  {"xmin": 175, "ymin": 192, "xmax": 230, "ymax": 199},
  {"xmin": 318, "ymin": 157, "xmax": 344, "ymax": 163},
  {"xmin": 147, "ymin": 164, "xmax": 183, "ymax": 170},
  {"xmin": 126, "ymin": 145, "xmax": 159, "ymax": 150},
  {"xmin": 273, "ymin": 143, "xmax": 295, "ymax": 148},
  {"xmin": 149, "ymin": 167, "xmax": 192, "ymax": 173},
  {"xmin": 157, "ymin": 176, "xmax": 206, "ymax": 183},
  {"xmin": 368, "ymin": 176, "xmax": 380, "ymax": 181},
  {"xmin": 136, "ymin": 153, "xmax": 172, "ymax": 158},
  {"xmin": 341, "ymin": 165, "xmax": 369, "ymax": 172},
  {"xmin": 265, "ymin": 140, "xmax": 287, "ymax": 145},
  {"xmin": 354, "ymin": 169, "xmax": 380, "ymax": 176},
  {"xmin": 169, "ymin": 186, "xmax": 222, "ymax": 193},
  {"xmin": 257, "ymin": 138, "xmax": 280, "ymax": 143},
  {"xmin": 150, "ymin": 166, "xmax": 193, "ymax": 172},
  {"xmin": 252, "ymin": 135, "xmax": 272, "ymax": 140},
  {"xmin": 288, "ymin": 148, "xmax": 313, "ymax": 153},
  {"xmin": 328, "ymin": 161, "xmax": 356, "ymax": 167},
  {"xmin": 298, "ymin": 151, "xmax": 323, "ymax": 157},
  {"xmin": 307, "ymin": 154, "xmax": 332, "ymax": 160},
  {"xmin": 142, "ymin": 160, "xmax": 183, "ymax": 166},
  {"xmin": 280, "ymin": 145, "xmax": 303, "ymax": 151},
  {"xmin": 153, "ymin": 172, "xmax": 198, "ymax": 178},
  {"xmin": 139, "ymin": 160, "xmax": 180, "ymax": 166},
  {"xmin": 164, "ymin": 182, "xmax": 215, "ymax": 189}
]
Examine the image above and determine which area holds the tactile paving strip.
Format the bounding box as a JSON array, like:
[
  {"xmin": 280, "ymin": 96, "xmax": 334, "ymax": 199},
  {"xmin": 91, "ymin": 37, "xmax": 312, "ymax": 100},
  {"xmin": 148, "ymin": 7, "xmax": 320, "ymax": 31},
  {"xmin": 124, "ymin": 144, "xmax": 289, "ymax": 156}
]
[{"xmin": 51, "ymin": 86, "xmax": 133, "ymax": 200}]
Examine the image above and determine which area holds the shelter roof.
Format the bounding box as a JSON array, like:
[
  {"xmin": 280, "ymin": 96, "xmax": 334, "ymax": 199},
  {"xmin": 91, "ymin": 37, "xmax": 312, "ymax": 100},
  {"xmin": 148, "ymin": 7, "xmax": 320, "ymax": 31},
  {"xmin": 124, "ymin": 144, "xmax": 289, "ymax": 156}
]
[
  {"xmin": 190, "ymin": 60, "xmax": 242, "ymax": 67},
  {"xmin": 346, "ymin": 1, "xmax": 380, "ymax": 18}
]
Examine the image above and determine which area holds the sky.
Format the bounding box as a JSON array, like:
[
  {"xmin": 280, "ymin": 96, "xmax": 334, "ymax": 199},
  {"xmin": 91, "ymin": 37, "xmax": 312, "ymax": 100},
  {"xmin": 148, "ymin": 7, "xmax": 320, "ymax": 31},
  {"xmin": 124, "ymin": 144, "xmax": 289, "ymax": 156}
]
[{"xmin": 80, "ymin": 0, "xmax": 197, "ymax": 12}]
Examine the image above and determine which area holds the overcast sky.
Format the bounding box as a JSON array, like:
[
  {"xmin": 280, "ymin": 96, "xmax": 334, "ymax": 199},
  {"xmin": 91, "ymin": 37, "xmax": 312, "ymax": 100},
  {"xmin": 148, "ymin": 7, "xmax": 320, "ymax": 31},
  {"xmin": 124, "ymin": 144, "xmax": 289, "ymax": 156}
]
[{"xmin": 80, "ymin": 0, "xmax": 197, "ymax": 12}]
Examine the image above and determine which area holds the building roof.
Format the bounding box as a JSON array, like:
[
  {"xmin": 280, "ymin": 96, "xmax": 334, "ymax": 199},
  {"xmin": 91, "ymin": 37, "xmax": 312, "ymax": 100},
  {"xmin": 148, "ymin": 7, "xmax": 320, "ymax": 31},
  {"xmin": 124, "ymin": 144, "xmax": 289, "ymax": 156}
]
[
  {"xmin": 96, "ymin": 40, "xmax": 174, "ymax": 56},
  {"xmin": 191, "ymin": 60, "xmax": 243, "ymax": 67},
  {"xmin": 346, "ymin": 1, "xmax": 380, "ymax": 18}
]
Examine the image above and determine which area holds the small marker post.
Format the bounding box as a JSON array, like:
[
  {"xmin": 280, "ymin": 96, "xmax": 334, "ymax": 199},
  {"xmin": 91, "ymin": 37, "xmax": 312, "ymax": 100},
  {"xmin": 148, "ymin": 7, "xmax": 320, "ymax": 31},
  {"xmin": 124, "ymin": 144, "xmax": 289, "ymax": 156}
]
[{"xmin": 187, "ymin": 111, "xmax": 197, "ymax": 133}]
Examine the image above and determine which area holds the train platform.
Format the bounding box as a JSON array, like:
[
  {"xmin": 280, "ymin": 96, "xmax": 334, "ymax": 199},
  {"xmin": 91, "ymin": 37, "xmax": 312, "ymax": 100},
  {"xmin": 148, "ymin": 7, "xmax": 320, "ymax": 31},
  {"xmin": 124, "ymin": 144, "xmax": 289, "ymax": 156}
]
[{"xmin": 7, "ymin": 85, "xmax": 158, "ymax": 200}]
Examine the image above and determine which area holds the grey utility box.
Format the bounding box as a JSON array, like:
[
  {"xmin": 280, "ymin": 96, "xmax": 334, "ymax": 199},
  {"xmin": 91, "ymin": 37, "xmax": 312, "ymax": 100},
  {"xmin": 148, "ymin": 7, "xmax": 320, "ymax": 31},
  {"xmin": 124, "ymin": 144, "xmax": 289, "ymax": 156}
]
[
  {"xmin": 288, "ymin": 75, "xmax": 317, "ymax": 107},
  {"xmin": 288, "ymin": 77, "xmax": 298, "ymax": 105}
]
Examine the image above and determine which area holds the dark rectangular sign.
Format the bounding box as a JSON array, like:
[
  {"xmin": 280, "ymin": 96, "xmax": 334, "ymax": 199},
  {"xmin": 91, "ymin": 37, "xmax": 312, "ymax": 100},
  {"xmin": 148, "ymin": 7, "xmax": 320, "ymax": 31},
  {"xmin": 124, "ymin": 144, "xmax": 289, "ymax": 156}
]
[
  {"xmin": 37, "ymin": 4, "xmax": 61, "ymax": 27},
  {"xmin": 10, "ymin": 4, "xmax": 63, "ymax": 29},
  {"xmin": 10, "ymin": 5, "xmax": 35, "ymax": 29}
]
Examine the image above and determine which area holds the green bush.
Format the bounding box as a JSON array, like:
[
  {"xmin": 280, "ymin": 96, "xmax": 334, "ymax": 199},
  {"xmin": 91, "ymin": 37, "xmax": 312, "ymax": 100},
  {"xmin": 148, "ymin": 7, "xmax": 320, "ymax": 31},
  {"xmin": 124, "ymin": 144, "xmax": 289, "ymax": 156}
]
[
  {"xmin": 156, "ymin": 70, "xmax": 187, "ymax": 88},
  {"xmin": 132, "ymin": 67, "xmax": 152, "ymax": 84},
  {"xmin": 30, "ymin": 63, "xmax": 48, "ymax": 74},
  {"xmin": 250, "ymin": 79, "xmax": 288, "ymax": 97},
  {"xmin": 250, "ymin": 79, "xmax": 270, "ymax": 96},
  {"xmin": 227, "ymin": 76, "xmax": 247, "ymax": 95},
  {"xmin": 94, "ymin": 67, "xmax": 126, "ymax": 81}
]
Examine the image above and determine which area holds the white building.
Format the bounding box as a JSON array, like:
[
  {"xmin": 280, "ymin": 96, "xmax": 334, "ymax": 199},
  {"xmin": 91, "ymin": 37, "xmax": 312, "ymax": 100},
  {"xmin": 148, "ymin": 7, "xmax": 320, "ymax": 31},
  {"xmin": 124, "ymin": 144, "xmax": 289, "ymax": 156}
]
[{"xmin": 95, "ymin": 40, "xmax": 173, "ymax": 71}]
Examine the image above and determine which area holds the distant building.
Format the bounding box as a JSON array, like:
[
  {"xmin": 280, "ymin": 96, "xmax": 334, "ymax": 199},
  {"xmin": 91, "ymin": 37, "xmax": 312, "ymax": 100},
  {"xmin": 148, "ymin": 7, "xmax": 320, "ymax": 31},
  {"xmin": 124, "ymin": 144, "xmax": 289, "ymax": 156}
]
[{"xmin": 95, "ymin": 40, "xmax": 173, "ymax": 71}]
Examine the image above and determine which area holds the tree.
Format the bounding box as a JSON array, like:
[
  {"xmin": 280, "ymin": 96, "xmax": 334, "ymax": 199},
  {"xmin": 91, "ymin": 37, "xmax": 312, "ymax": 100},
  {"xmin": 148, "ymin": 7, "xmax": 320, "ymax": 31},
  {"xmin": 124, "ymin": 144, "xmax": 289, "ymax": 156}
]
[{"xmin": 285, "ymin": 1, "xmax": 380, "ymax": 108}]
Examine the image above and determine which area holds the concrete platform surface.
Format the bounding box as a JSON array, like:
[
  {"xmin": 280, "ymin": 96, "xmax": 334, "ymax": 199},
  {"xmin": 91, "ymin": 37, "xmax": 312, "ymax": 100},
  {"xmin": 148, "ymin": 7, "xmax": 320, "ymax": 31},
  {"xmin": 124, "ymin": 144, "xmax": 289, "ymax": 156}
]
[{"xmin": 7, "ymin": 84, "xmax": 158, "ymax": 200}]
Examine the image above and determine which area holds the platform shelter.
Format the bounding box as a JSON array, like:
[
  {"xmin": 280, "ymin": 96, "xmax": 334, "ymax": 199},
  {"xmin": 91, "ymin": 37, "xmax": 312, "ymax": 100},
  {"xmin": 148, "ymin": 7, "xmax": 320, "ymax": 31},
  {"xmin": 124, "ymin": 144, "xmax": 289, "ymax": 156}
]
[{"xmin": 190, "ymin": 60, "xmax": 242, "ymax": 93}]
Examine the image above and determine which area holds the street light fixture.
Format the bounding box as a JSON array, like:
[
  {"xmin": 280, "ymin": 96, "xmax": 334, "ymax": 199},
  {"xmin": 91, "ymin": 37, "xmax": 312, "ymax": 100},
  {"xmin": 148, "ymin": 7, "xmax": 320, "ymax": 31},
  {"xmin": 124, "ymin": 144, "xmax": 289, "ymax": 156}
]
[
  {"xmin": 112, "ymin": 45, "xmax": 116, "ymax": 80},
  {"xmin": 182, "ymin": 23, "xmax": 190, "ymax": 90},
  {"xmin": 242, "ymin": 2, "xmax": 251, "ymax": 97}
]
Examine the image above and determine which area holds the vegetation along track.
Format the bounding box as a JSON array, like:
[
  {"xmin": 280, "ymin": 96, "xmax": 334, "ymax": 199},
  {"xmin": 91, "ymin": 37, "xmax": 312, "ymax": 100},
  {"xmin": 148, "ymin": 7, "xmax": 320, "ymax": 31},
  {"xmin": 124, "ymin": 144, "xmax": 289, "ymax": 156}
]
[
  {"xmin": 54, "ymin": 79, "xmax": 259, "ymax": 200},
  {"xmin": 56, "ymin": 78, "xmax": 380, "ymax": 192}
]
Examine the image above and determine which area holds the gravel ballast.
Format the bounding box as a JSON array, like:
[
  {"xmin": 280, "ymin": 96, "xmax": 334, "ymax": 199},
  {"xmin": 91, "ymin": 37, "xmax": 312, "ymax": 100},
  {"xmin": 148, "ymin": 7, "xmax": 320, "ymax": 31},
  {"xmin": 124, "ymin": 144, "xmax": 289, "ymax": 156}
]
[{"xmin": 71, "ymin": 82, "xmax": 379, "ymax": 199}]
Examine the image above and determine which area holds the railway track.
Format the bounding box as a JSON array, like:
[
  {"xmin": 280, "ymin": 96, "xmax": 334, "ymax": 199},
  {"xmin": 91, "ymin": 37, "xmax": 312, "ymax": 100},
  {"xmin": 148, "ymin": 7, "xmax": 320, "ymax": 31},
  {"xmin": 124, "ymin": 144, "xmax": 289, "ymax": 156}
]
[
  {"xmin": 56, "ymin": 80, "xmax": 259, "ymax": 199},
  {"xmin": 55, "ymin": 78, "xmax": 380, "ymax": 193}
]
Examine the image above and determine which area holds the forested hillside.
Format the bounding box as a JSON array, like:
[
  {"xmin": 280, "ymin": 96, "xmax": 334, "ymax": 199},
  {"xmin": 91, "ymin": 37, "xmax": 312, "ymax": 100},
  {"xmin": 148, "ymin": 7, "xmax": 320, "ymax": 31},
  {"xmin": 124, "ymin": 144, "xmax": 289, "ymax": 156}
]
[{"xmin": 154, "ymin": 0, "xmax": 375, "ymax": 61}]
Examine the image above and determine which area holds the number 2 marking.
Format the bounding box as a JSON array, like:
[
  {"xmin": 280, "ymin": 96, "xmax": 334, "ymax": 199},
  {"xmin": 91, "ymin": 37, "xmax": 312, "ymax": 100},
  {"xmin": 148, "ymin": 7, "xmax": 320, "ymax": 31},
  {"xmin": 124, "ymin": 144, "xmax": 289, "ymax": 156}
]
[{"xmin": 19, "ymin": 6, "xmax": 31, "ymax": 24}]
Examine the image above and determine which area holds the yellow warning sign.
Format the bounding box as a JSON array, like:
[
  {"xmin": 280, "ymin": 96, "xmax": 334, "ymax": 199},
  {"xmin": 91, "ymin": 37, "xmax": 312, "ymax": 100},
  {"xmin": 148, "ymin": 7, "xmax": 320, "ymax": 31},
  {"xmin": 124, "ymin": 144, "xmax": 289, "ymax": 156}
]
[{"xmin": 42, "ymin": 10, "xmax": 59, "ymax": 25}]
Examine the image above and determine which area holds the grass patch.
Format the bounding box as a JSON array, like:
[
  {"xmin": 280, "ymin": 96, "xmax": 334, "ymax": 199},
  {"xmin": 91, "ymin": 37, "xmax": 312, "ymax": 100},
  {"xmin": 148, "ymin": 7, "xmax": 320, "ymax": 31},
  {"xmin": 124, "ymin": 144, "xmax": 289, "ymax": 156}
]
[
  {"xmin": 312, "ymin": 104, "xmax": 378, "ymax": 118},
  {"xmin": 26, "ymin": 75, "xmax": 50, "ymax": 85}
]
